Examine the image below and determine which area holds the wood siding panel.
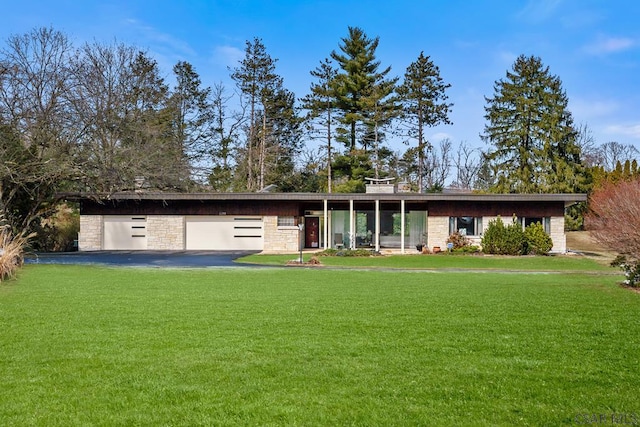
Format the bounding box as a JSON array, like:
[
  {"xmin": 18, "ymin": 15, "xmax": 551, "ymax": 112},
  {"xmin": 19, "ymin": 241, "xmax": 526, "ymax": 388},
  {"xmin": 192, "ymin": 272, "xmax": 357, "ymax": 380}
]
[
  {"xmin": 427, "ymin": 201, "xmax": 565, "ymax": 217},
  {"xmin": 82, "ymin": 200, "xmax": 301, "ymax": 216}
]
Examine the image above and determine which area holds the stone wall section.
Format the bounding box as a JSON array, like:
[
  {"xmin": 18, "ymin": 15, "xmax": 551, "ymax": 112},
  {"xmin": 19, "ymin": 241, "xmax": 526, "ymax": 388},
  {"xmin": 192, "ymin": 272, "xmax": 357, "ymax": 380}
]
[
  {"xmin": 427, "ymin": 216, "xmax": 450, "ymax": 251},
  {"xmin": 549, "ymin": 216, "xmax": 566, "ymax": 253},
  {"xmin": 262, "ymin": 216, "xmax": 299, "ymax": 253},
  {"xmin": 78, "ymin": 215, "xmax": 103, "ymax": 251},
  {"xmin": 147, "ymin": 216, "xmax": 185, "ymax": 250}
]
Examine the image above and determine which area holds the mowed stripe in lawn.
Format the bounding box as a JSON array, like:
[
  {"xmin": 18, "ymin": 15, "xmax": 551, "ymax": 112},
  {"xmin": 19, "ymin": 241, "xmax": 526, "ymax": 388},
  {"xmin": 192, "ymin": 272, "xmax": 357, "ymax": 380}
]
[{"xmin": 1, "ymin": 265, "xmax": 638, "ymax": 426}]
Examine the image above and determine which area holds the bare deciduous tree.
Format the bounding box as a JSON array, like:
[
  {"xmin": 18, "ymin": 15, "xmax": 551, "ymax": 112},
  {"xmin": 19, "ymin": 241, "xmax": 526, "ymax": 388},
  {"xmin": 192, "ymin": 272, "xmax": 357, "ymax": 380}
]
[
  {"xmin": 597, "ymin": 141, "xmax": 639, "ymax": 171},
  {"xmin": 0, "ymin": 27, "xmax": 76, "ymax": 230},
  {"xmin": 450, "ymin": 142, "xmax": 481, "ymax": 190},
  {"xmin": 69, "ymin": 41, "xmax": 137, "ymax": 192},
  {"xmin": 423, "ymin": 138, "xmax": 452, "ymax": 191},
  {"xmin": 586, "ymin": 178, "xmax": 640, "ymax": 259}
]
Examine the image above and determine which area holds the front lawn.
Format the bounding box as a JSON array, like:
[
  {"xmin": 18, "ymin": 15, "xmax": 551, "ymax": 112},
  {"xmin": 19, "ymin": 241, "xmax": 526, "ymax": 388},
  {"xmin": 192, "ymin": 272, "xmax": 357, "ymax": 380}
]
[{"xmin": 1, "ymin": 265, "xmax": 638, "ymax": 425}]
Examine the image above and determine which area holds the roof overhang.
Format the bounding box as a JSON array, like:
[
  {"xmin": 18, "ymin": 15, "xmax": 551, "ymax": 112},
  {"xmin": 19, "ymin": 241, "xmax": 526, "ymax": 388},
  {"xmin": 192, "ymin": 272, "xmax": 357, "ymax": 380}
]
[{"xmin": 60, "ymin": 191, "xmax": 587, "ymax": 207}]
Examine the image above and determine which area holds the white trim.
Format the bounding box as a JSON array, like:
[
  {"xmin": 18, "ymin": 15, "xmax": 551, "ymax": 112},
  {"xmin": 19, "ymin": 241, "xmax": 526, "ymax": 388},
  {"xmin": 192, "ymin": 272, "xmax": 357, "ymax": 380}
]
[{"xmin": 401, "ymin": 200, "xmax": 405, "ymax": 254}]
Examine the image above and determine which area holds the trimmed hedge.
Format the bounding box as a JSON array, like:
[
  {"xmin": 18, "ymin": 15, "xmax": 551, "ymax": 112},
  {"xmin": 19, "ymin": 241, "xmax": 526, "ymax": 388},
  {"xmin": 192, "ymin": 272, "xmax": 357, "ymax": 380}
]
[{"xmin": 481, "ymin": 217, "xmax": 553, "ymax": 256}]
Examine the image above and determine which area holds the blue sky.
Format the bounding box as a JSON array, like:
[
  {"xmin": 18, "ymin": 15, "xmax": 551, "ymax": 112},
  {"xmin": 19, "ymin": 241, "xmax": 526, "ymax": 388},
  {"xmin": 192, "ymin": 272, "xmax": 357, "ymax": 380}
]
[{"xmin": 2, "ymin": 0, "xmax": 639, "ymax": 152}]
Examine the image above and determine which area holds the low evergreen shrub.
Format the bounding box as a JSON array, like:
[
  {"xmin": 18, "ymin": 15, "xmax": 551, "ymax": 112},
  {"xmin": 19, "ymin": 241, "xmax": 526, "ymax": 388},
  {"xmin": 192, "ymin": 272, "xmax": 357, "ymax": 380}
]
[
  {"xmin": 481, "ymin": 216, "xmax": 526, "ymax": 255},
  {"xmin": 524, "ymin": 222, "xmax": 553, "ymax": 255},
  {"xmin": 315, "ymin": 248, "xmax": 380, "ymax": 257}
]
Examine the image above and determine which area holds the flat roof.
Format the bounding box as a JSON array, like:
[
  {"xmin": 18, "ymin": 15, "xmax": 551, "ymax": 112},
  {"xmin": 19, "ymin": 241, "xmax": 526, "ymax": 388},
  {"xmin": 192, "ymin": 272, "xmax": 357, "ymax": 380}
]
[{"xmin": 61, "ymin": 191, "xmax": 587, "ymax": 205}]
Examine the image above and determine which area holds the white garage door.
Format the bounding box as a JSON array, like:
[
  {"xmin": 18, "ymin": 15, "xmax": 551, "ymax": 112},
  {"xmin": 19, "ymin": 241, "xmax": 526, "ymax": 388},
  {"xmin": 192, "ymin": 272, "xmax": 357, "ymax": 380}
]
[
  {"xmin": 103, "ymin": 216, "xmax": 148, "ymax": 250},
  {"xmin": 186, "ymin": 216, "xmax": 264, "ymax": 250}
]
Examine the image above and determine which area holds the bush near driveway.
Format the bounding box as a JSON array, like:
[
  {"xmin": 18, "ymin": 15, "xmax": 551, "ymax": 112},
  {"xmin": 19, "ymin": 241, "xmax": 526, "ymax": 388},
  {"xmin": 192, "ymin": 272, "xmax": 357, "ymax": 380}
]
[{"xmin": 0, "ymin": 216, "xmax": 35, "ymax": 282}]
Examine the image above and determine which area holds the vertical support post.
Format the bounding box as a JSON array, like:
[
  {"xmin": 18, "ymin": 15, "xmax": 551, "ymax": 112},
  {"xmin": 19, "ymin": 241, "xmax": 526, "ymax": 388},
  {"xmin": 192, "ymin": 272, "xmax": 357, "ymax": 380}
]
[
  {"xmin": 375, "ymin": 199, "xmax": 380, "ymax": 252},
  {"xmin": 349, "ymin": 199, "xmax": 355, "ymax": 250},
  {"xmin": 323, "ymin": 199, "xmax": 328, "ymax": 250},
  {"xmin": 401, "ymin": 199, "xmax": 405, "ymax": 254}
]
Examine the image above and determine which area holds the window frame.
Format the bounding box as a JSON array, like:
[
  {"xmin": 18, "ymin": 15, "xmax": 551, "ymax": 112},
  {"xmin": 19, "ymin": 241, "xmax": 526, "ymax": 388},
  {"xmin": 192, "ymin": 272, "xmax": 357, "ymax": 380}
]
[
  {"xmin": 521, "ymin": 217, "xmax": 551, "ymax": 234},
  {"xmin": 449, "ymin": 216, "xmax": 483, "ymax": 237},
  {"xmin": 277, "ymin": 216, "xmax": 296, "ymax": 227}
]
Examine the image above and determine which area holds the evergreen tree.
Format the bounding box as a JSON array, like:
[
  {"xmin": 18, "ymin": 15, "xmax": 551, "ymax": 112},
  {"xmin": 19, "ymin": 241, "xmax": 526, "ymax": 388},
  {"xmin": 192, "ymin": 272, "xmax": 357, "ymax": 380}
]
[
  {"xmin": 330, "ymin": 27, "xmax": 393, "ymax": 153},
  {"xmin": 397, "ymin": 52, "xmax": 452, "ymax": 192},
  {"xmin": 231, "ymin": 37, "xmax": 289, "ymax": 191},
  {"xmin": 260, "ymin": 86, "xmax": 302, "ymax": 190},
  {"xmin": 329, "ymin": 27, "xmax": 397, "ymax": 190},
  {"xmin": 124, "ymin": 52, "xmax": 191, "ymax": 190},
  {"xmin": 170, "ymin": 61, "xmax": 213, "ymax": 184},
  {"xmin": 361, "ymin": 72, "xmax": 400, "ymax": 179},
  {"xmin": 482, "ymin": 55, "xmax": 586, "ymax": 193},
  {"xmin": 300, "ymin": 58, "xmax": 338, "ymax": 192}
]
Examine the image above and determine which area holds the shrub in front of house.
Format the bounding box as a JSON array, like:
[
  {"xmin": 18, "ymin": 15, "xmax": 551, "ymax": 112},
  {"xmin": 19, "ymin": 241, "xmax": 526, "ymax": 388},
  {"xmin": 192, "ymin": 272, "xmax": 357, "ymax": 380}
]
[
  {"xmin": 524, "ymin": 222, "xmax": 553, "ymax": 255},
  {"xmin": 481, "ymin": 216, "xmax": 527, "ymax": 255},
  {"xmin": 444, "ymin": 232, "xmax": 480, "ymax": 254},
  {"xmin": 446, "ymin": 231, "xmax": 470, "ymax": 250},
  {"xmin": 454, "ymin": 245, "xmax": 481, "ymax": 254},
  {"xmin": 315, "ymin": 248, "xmax": 380, "ymax": 257}
]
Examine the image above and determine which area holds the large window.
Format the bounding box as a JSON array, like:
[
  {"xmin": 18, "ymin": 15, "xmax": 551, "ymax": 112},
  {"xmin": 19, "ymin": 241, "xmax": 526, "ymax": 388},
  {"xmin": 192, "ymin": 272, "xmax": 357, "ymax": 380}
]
[
  {"xmin": 449, "ymin": 217, "xmax": 483, "ymax": 236},
  {"xmin": 521, "ymin": 217, "xmax": 551, "ymax": 234}
]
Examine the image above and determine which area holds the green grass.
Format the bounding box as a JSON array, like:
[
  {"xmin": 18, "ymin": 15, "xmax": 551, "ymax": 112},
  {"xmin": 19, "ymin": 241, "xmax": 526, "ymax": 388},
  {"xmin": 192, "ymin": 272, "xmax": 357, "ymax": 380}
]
[
  {"xmin": 239, "ymin": 252, "xmax": 614, "ymax": 271},
  {"xmin": 1, "ymin": 264, "xmax": 638, "ymax": 426}
]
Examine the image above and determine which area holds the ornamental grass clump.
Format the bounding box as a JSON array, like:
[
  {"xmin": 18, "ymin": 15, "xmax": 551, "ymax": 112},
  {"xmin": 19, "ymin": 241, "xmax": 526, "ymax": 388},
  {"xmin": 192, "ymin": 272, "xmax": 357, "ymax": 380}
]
[{"xmin": 0, "ymin": 218, "xmax": 35, "ymax": 282}]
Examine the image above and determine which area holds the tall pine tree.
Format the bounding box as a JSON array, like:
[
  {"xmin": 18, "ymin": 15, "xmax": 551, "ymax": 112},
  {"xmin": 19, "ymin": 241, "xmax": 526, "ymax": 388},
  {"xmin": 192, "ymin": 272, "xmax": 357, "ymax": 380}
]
[
  {"xmin": 397, "ymin": 52, "xmax": 452, "ymax": 192},
  {"xmin": 231, "ymin": 38, "xmax": 283, "ymax": 191},
  {"xmin": 170, "ymin": 61, "xmax": 213, "ymax": 184},
  {"xmin": 300, "ymin": 58, "xmax": 338, "ymax": 192},
  {"xmin": 330, "ymin": 27, "xmax": 394, "ymax": 153},
  {"xmin": 482, "ymin": 55, "xmax": 586, "ymax": 193}
]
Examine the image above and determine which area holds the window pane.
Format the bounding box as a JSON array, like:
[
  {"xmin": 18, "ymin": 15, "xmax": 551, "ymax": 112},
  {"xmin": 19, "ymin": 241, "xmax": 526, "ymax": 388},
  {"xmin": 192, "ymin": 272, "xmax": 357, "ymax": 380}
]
[
  {"xmin": 456, "ymin": 216, "xmax": 475, "ymax": 236},
  {"xmin": 277, "ymin": 216, "xmax": 295, "ymax": 227}
]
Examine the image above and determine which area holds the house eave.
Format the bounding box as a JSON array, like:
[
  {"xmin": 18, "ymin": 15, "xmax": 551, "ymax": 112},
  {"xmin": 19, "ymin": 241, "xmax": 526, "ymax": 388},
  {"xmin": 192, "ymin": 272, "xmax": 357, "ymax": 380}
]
[{"xmin": 59, "ymin": 191, "xmax": 587, "ymax": 206}]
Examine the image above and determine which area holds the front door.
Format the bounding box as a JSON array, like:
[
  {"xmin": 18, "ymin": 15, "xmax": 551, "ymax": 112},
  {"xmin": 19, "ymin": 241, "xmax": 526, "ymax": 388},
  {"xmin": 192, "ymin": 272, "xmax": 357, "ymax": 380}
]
[{"xmin": 305, "ymin": 217, "xmax": 320, "ymax": 248}]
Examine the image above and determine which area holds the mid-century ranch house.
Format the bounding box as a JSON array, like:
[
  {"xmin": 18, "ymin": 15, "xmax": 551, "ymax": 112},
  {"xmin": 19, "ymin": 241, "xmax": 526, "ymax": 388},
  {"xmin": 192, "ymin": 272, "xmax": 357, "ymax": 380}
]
[{"xmin": 69, "ymin": 182, "xmax": 587, "ymax": 254}]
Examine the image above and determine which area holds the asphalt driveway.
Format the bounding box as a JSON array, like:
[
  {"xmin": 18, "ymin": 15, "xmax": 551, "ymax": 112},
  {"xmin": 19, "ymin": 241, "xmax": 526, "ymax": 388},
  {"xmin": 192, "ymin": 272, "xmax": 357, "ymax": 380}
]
[{"xmin": 25, "ymin": 251, "xmax": 261, "ymax": 268}]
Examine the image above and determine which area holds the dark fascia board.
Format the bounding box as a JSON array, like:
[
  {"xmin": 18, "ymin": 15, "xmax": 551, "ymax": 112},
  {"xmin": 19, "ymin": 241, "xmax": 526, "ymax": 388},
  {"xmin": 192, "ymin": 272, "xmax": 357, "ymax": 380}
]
[{"xmin": 61, "ymin": 192, "xmax": 588, "ymax": 206}]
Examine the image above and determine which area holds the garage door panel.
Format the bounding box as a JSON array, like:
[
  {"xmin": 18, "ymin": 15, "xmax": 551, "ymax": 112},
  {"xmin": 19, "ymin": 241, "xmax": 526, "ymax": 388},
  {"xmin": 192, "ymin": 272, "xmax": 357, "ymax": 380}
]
[
  {"xmin": 186, "ymin": 216, "xmax": 263, "ymax": 250},
  {"xmin": 104, "ymin": 216, "xmax": 147, "ymax": 250}
]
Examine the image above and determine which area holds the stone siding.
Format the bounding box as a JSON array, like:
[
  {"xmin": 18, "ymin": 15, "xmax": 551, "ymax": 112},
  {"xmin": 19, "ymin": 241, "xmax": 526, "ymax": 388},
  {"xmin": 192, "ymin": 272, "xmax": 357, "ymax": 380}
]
[
  {"xmin": 147, "ymin": 216, "xmax": 185, "ymax": 250},
  {"xmin": 78, "ymin": 215, "xmax": 102, "ymax": 251},
  {"xmin": 549, "ymin": 216, "xmax": 566, "ymax": 253},
  {"xmin": 262, "ymin": 216, "xmax": 299, "ymax": 253},
  {"xmin": 427, "ymin": 216, "xmax": 450, "ymax": 251}
]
